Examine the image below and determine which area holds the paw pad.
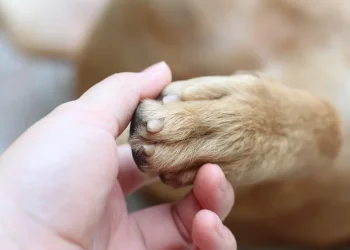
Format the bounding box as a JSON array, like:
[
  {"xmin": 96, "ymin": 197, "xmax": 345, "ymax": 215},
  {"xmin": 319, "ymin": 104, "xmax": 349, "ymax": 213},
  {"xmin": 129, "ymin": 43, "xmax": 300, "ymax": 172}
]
[{"xmin": 159, "ymin": 173, "xmax": 182, "ymax": 188}]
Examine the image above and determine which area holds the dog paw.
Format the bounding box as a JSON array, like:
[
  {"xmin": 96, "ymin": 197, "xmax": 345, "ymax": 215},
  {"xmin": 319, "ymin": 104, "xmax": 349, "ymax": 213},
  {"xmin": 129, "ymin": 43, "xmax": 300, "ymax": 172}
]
[
  {"xmin": 129, "ymin": 73, "xmax": 286, "ymax": 187},
  {"xmin": 159, "ymin": 169, "xmax": 198, "ymax": 188}
]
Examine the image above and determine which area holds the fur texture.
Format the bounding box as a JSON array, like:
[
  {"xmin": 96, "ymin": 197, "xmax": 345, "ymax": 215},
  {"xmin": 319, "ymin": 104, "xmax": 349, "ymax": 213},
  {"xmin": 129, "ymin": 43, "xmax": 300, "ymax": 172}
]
[
  {"xmin": 75, "ymin": 0, "xmax": 350, "ymax": 247},
  {"xmin": 130, "ymin": 74, "xmax": 342, "ymax": 187}
]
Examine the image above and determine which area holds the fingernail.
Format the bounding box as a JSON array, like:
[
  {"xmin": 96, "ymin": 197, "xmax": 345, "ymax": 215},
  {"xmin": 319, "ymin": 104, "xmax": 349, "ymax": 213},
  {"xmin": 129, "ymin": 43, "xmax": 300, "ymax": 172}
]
[
  {"xmin": 215, "ymin": 215, "xmax": 226, "ymax": 237},
  {"xmin": 212, "ymin": 164, "xmax": 229, "ymax": 192},
  {"xmin": 142, "ymin": 61, "xmax": 168, "ymax": 73},
  {"xmin": 216, "ymin": 222, "xmax": 228, "ymax": 238}
]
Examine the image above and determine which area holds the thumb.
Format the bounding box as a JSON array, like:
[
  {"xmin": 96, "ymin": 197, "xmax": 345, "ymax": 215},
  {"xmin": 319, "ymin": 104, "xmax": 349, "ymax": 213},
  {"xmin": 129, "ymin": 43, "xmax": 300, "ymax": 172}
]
[{"xmin": 78, "ymin": 61, "xmax": 172, "ymax": 137}]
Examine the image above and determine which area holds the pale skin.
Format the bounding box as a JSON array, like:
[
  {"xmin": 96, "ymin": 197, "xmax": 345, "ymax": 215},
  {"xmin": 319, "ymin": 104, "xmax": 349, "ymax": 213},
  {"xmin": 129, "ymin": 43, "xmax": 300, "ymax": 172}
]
[{"xmin": 0, "ymin": 62, "xmax": 236, "ymax": 250}]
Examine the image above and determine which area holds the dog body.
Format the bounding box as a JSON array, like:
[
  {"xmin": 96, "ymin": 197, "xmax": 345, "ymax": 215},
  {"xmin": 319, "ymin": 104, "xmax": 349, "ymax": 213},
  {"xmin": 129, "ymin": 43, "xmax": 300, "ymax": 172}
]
[{"xmin": 77, "ymin": 0, "xmax": 350, "ymax": 247}]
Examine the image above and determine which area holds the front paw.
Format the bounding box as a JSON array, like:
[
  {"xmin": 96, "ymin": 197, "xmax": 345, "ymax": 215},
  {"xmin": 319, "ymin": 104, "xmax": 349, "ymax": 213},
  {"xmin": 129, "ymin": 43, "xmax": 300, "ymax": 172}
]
[{"xmin": 129, "ymin": 74, "xmax": 288, "ymax": 187}]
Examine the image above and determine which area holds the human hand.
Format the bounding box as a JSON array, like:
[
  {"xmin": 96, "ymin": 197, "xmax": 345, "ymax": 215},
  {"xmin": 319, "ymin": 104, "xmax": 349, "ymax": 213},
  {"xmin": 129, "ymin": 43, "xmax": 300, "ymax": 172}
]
[{"xmin": 0, "ymin": 62, "xmax": 236, "ymax": 249}]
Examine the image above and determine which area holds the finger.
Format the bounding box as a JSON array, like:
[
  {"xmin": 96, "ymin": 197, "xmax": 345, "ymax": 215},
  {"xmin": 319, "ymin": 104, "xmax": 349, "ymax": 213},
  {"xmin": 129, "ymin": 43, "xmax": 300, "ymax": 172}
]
[
  {"xmin": 193, "ymin": 164, "xmax": 234, "ymax": 220},
  {"xmin": 78, "ymin": 61, "xmax": 172, "ymax": 137},
  {"xmin": 130, "ymin": 164, "xmax": 234, "ymax": 249},
  {"xmin": 192, "ymin": 210, "xmax": 237, "ymax": 250},
  {"xmin": 117, "ymin": 144, "xmax": 158, "ymax": 195},
  {"xmin": 174, "ymin": 164, "xmax": 234, "ymax": 234}
]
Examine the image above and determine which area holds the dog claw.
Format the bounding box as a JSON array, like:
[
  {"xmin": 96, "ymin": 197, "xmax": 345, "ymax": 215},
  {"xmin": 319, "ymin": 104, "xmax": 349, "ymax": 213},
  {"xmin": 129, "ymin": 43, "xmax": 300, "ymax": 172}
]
[
  {"xmin": 143, "ymin": 145, "xmax": 155, "ymax": 156},
  {"xmin": 147, "ymin": 120, "xmax": 163, "ymax": 133},
  {"xmin": 163, "ymin": 94, "xmax": 180, "ymax": 104}
]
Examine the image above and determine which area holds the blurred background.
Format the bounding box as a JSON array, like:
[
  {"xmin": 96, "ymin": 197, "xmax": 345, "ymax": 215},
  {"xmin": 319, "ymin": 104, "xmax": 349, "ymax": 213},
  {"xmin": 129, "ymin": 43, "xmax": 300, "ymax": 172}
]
[{"xmin": 0, "ymin": 32, "xmax": 73, "ymax": 153}]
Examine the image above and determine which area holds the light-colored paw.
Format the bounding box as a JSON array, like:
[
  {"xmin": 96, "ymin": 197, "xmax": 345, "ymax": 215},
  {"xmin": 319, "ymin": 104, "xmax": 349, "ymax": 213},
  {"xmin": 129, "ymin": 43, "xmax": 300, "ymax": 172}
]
[{"xmin": 129, "ymin": 73, "xmax": 280, "ymax": 187}]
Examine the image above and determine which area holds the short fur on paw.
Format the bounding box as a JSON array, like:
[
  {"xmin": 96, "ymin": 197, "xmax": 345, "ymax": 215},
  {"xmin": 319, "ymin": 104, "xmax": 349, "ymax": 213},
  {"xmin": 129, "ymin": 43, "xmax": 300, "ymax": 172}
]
[
  {"xmin": 129, "ymin": 73, "xmax": 273, "ymax": 187},
  {"xmin": 129, "ymin": 73, "xmax": 339, "ymax": 188}
]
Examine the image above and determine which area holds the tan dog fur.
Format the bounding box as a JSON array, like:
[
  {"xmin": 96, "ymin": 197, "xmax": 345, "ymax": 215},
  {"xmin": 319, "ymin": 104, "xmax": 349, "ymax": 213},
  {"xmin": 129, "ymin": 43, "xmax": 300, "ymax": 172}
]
[
  {"xmin": 130, "ymin": 73, "xmax": 342, "ymax": 186},
  {"xmin": 74, "ymin": 0, "xmax": 350, "ymax": 247}
]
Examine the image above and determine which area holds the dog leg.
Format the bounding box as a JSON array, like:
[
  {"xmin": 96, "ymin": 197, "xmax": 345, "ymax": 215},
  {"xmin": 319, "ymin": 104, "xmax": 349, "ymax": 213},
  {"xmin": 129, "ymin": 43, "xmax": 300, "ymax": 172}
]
[{"xmin": 130, "ymin": 73, "xmax": 343, "ymax": 187}]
